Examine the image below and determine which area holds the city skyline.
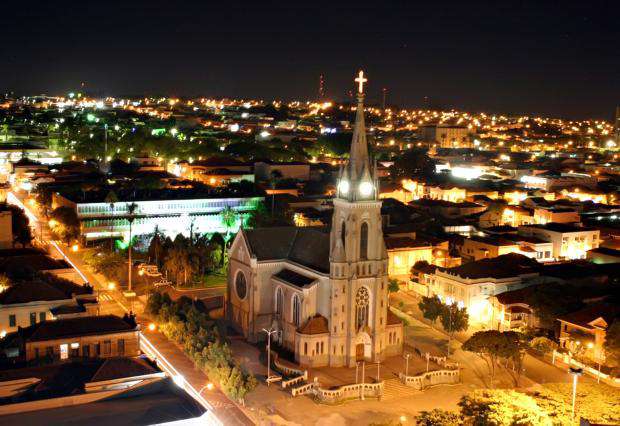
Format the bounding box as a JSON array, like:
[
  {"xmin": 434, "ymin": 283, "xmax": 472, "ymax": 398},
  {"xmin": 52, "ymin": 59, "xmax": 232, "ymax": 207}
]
[{"xmin": 2, "ymin": 1, "xmax": 619, "ymax": 120}]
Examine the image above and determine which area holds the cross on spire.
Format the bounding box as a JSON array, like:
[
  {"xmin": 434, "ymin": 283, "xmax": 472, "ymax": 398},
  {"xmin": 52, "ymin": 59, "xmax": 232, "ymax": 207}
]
[{"xmin": 355, "ymin": 70, "xmax": 367, "ymax": 94}]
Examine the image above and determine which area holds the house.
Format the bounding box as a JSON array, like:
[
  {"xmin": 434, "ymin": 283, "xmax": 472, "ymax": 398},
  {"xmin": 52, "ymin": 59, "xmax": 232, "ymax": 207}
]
[
  {"xmin": 385, "ymin": 237, "xmax": 433, "ymax": 280},
  {"xmin": 533, "ymin": 207, "xmax": 580, "ymax": 225},
  {"xmin": 0, "ymin": 275, "xmax": 97, "ymax": 334},
  {"xmin": 558, "ymin": 303, "xmax": 619, "ymax": 364},
  {"xmin": 409, "ymin": 198, "xmax": 487, "ymax": 219},
  {"xmin": 518, "ymin": 223, "xmax": 600, "ymax": 260},
  {"xmin": 490, "ymin": 285, "xmax": 540, "ymax": 332},
  {"xmin": 425, "ymin": 253, "xmax": 541, "ymax": 326},
  {"xmin": 227, "ymin": 78, "xmax": 403, "ymax": 368},
  {"xmin": 254, "ymin": 161, "xmax": 311, "ymax": 181},
  {"xmin": 2, "ymin": 315, "xmax": 139, "ymax": 362}
]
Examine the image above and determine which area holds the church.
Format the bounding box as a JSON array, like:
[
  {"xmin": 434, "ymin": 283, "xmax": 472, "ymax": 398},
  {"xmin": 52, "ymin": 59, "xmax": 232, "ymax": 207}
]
[{"xmin": 227, "ymin": 72, "xmax": 403, "ymax": 368}]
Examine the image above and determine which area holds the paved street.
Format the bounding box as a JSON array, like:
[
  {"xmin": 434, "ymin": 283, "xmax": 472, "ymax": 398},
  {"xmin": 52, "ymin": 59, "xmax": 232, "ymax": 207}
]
[{"xmin": 9, "ymin": 192, "xmax": 254, "ymax": 426}]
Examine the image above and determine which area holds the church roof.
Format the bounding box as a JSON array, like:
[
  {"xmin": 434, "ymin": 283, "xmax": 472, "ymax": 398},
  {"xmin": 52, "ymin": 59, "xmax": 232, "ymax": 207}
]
[
  {"xmin": 298, "ymin": 314, "xmax": 329, "ymax": 335},
  {"xmin": 273, "ymin": 268, "xmax": 316, "ymax": 288},
  {"xmin": 243, "ymin": 227, "xmax": 330, "ymax": 273},
  {"xmin": 386, "ymin": 310, "xmax": 403, "ymax": 326}
]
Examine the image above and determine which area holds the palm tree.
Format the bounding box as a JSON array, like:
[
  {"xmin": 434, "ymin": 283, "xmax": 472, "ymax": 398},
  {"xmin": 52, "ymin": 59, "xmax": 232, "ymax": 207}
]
[
  {"xmin": 219, "ymin": 206, "xmax": 238, "ymax": 266},
  {"xmin": 126, "ymin": 202, "xmax": 138, "ymax": 292},
  {"xmin": 104, "ymin": 190, "xmax": 119, "ymax": 251}
]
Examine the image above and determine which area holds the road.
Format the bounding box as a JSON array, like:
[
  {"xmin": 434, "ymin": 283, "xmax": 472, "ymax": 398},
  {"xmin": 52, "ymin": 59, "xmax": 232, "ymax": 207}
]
[{"xmin": 9, "ymin": 191, "xmax": 255, "ymax": 426}]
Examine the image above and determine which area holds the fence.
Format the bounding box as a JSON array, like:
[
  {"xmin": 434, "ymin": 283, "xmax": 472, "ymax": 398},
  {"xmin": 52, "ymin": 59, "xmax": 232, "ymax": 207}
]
[
  {"xmin": 291, "ymin": 382, "xmax": 317, "ymax": 397},
  {"xmin": 314, "ymin": 381, "xmax": 383, "ymax": 405},
  {"xmin": 281, "ymin": 371, "xmax": 308, "ymax": 389},
  {"xmin": 398, "ymin": 369, "xmax": 460, "ymax": 390},
  {"xmin": 271, "ymin": 350, "xmax": 307, "ymax": 378},
  {"xmin": 552, "ymin": 350, "xmax": 620, "ymax": 388}
]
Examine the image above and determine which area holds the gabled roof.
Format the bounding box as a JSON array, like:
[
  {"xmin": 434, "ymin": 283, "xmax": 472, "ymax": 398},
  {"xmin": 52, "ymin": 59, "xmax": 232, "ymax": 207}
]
[
  {"xmin": 90, "ymin": 357, "xmax": 158, "ymax": 383},
  {"xmin": 386, "ymin": 310, "xmax": 403, "ymax": 326},
  {"xmin": 385, "ymin": 237, "xmax": 432, "ymax": 250},
  {"xmin": 298, "ymin": 314, "xmax": 329, "ymax": 335},
  {"xmin": 243, "ymin": 226, "xmax": 330, "ymax": 273},
  {"xmin": 557, "ymin": 303, "xmax": 619, "ymax": 330}
]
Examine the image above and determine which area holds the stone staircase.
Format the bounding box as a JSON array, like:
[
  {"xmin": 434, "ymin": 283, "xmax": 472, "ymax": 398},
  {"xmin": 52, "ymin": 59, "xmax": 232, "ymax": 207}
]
[{"xmin": 381, "ymin": 378, "xmax": 420, "ymax": 400}]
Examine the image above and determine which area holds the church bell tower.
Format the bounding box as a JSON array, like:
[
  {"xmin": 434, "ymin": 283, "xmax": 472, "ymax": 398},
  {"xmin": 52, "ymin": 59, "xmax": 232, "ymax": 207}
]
[{"xmin": 329, "ymin": 71, "xmax": 389, "ymax": 367}]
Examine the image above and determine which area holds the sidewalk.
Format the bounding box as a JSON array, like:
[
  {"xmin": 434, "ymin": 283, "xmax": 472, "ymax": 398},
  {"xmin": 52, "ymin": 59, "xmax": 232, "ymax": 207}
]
[{"xmin": 142, "ymin": 328, "xmax": 255, "ymax": 426}]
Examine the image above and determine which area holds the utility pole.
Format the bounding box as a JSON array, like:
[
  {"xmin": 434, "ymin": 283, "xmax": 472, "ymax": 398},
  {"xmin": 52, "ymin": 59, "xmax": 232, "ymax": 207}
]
[{"xmin": 262, "ymin": 328, "xmax": 278, "ymax": 385}]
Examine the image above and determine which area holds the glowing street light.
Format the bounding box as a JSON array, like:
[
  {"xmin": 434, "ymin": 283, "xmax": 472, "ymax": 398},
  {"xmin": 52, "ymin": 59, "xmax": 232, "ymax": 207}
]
[
  {"xmin": 107, "ymin": 282, "xmax": 116, "ymax": 291},
  {"xmin": 569, "ymin": 367, "xmax": 583, "ymax": 419},
  {"xmin": 148, "ymin": 323, "xmax": 156, "ymax": 331},
  {"xmin": 71, "ymin": 244, "xmax": 79, "ymax": 252}
]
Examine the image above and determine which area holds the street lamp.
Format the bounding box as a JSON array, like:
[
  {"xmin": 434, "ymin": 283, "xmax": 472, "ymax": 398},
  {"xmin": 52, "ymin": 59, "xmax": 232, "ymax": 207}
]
[
  {"xmin": 262, "ymin": 327, "xmax": 279, "ymax": 385},
  {"xmin": 404, "ymin": 353, "xmax": 411, "ymax": 377},
  {"xmin": 569, "ymin": 367, "xmax": 583, "ymax": 419}
]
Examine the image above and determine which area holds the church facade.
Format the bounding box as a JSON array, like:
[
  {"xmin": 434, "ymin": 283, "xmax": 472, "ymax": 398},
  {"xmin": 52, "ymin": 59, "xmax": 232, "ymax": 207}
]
[{"xmin": 227, "ymin": 72, "xmax": 403, "ymax": 368}]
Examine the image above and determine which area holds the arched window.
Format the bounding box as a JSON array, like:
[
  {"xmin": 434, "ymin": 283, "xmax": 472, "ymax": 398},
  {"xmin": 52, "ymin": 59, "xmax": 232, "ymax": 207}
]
[
  {"xmin": 292, "ymin": 295, "xmax": 301, "ymax": 327},
  {"xmin": 235, "ymin": 271, "xmax": 247, "ymax": 300},
  {"xmin": 275, "ymin": 287, "xmax": 284, "ymax": 318},
  {"xmin": 340, "ymin": 221, "xmax": 346, "ymax": 246},
  {"xmin": 355, "ymin": 287, "xmax": 370, "ymax": 330},
  {"xmin": 360, "ymin": 222, "xmax": 369, "ymax": 260}
]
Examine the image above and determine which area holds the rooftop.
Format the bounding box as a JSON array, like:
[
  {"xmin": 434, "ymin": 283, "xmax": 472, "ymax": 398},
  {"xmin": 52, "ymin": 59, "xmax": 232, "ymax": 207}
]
[
  {"xmin": 440, "ymin": 253, "xmax": 539, "ymax": 280},
  {"xmin": 557, "ymin": 303, "xmax": 619, "ymax": 329},
  {"xmin": 243, "ymin": 226, "xmax": 330, "ymax": 273},
  {"xmin": 14, "ymin": 315, "xmax": 136, "ymax": 343},
  {"xmin": 273, "ymin": 268, "xmax": 316, "ymax": 288},
  {"xmin": 299, "ymin": 314, "xmax": 329, "ymax": 335},
  {"xmin": 520, "ymin": 222, "xmax": 596, "ymax": 233}
]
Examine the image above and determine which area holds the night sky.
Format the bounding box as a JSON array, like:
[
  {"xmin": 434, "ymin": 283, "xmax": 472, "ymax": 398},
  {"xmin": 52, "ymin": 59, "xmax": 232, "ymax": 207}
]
[{"xmin": 3, "ymin": 1, "xmax": 619, "ymax": 119}]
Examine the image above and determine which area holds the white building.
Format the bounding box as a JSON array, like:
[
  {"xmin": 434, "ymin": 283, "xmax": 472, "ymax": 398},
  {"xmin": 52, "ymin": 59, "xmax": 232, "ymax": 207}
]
[
  {"xmin": 518, "ymin": 223, "xmax": 600, "ymax": 260},
  {"xmin": 425, "ymin": 253, "xmax": 541, "ymax": 326},
  {"xmin": 52, "ymin": 192, "xmax": 263, "ymax": 242}
]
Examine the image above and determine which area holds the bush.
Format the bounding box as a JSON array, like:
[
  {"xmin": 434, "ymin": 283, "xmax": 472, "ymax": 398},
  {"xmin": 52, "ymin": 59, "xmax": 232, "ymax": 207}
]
[
  {"xmin": 529, "ymin": 336, "xmax": 558, "ymax": 355},
  {"xmin": 416, "ymin": 409, "xmax": 461, "ymax": 425}
]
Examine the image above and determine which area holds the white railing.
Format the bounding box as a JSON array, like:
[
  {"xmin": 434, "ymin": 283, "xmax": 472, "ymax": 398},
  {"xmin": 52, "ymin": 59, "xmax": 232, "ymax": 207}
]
[
  {"xmin": 291, "ymin": 382, "xmax": 317, "ymax": 397},
  {"xmin": 398, "ymin": 369, "xmax": 460, "ymax": 390},
  {"xmin": 281, "ymin": 371, "xmax": 307, "ymax": 389},
  {"xmin": 314, "ymin": 382, "xmax": 383, "ymax": 404}
]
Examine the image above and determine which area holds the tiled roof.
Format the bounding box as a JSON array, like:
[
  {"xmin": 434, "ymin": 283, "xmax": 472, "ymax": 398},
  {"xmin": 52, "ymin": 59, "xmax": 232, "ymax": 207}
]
[
  {"xmin": 557, "ymin": 303, "xmax": 619, "ymax": 329},
  {"xmin": 440, "ymin": 253, "xmax": 539, "ymax": 280},
  {"xmin": 385, "ymin": 237, "xmax": 432, "ymax": 250},
  {"xmin": 19, "ymin": 315, "xmax": 136, "ymax": 342},
  {"xmin": 90, "ymin": 357, "xmax": 158, "ymax": 383},
  {"xmin": 386, "ymin": 310, "xmax": 403, "ymax": 326},
  {"xmin": 298, "ymin": 314, "xmax": 329, "ymax": 335},
  {"xmin": 243, "ymin": 227, "xmax": 331, "ymax": 273}
]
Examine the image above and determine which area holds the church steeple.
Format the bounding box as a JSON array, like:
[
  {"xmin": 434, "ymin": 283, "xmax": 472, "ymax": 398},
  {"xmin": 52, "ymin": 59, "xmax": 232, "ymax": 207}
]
[{"xmin": 336, "ymin": 70, "xmax": 376, "ymax": 201}]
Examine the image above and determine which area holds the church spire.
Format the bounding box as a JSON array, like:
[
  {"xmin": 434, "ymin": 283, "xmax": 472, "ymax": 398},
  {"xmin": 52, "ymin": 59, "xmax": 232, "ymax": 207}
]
[
  {"xmin": 349, "ymin": 70, "xmax": 370, "ymax": 180},
  {"xmin": 336, "ymin": 70, "xmax": 376, "ymax": 201}
]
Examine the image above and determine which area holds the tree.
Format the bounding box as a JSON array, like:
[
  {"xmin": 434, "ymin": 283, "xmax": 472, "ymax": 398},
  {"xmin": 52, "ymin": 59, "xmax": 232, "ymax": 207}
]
[
  {"xmin": 387, "ymin": 278, "xmax": 400, "ymax": 293},
  {"xmin": 418, "ymin": 295, "xmax": 443, "ymax": 325},
  {"xmin": 440, "ymin": 303, "xmax": 469, "ymax": 357},
  {"xmin": 462, "ymin": 330, "xmax": 527, "ymax": 387},
  {"xmin": 126, "ymin": 202, "xmax": 138, "ymax": 292},
  {"xmin": 49, "ymin": 206, "xmax": 80, "ymax": 244},
  {"xmin": 104, "ymin": 190, "xmax": 119, "ymax": 251},
  {"xmin": 415, "ymin": 409, "xmax": 462, "ymax": 426},
  {"xmin": 526, "ymin": 283, "xmax": 583, "ymax": 330},
  {"xmin": 530, "ymin": 336, "xmax": 558, "ymax": 355},
  {"xmin": 604, "ymin": 320, "xmax": 620, "ymax": 368},
  {"xmin": 148, "ymin": 228, "xmax": 165, "ymax": 267},
  {"xmin": 4, "ymin": 204, "xmax": 33, "ymax": 247},
  {"xmin": 459, "ymin": 389, "xmax": 558, "ymax": 426}
]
